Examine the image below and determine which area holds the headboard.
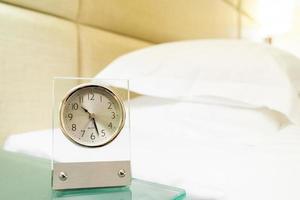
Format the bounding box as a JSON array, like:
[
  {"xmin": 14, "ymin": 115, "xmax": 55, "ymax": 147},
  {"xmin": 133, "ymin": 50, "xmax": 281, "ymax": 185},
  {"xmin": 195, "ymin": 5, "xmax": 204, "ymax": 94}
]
[
  {"xmin": 0, "ymin": 0, "xmax": 259, "ymax": 144},
  {"xmin": 78, "ymin": 0, "xmax": 244, "ymax": 76}
]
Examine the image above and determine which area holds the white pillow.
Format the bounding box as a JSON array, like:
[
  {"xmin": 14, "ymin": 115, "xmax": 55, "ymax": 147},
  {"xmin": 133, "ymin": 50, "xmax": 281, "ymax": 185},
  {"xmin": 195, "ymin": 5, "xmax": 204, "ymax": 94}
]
[
  {"xmin": 267, "ymin": 47, "xmax": 300, "ymax": 92},
  {"xmin": 96, "ymin": 39, "xmax": 300, "ymax": 124}
]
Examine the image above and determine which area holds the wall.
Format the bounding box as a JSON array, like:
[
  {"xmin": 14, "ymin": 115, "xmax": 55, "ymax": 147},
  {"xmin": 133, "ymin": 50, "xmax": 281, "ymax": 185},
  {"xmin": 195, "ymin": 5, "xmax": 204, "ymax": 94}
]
[{"xmin": 273, "ymin": 1, "xmax": 300, "ymax": 58}]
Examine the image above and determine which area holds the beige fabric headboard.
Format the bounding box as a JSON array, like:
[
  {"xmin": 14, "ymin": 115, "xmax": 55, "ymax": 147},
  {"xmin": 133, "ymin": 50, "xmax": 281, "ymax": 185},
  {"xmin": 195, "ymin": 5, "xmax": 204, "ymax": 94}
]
[{"xmin": 0, "ymin": 0, "xmax": 258, "ymax": 144}]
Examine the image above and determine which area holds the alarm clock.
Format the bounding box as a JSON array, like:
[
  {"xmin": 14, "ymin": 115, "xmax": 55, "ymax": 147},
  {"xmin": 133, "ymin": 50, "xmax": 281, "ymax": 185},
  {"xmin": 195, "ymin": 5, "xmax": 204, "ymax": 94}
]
[{"xmin": 52, "ymin": 82, "xmax": 131, "ymax": 190}]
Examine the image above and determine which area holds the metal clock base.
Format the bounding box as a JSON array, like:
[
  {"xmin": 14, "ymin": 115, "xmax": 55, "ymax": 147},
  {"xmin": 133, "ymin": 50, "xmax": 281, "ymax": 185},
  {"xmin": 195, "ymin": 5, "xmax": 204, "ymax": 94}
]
[{"xmin": 52, "ymin": 160, "xmax": 131, "ymax": 190}]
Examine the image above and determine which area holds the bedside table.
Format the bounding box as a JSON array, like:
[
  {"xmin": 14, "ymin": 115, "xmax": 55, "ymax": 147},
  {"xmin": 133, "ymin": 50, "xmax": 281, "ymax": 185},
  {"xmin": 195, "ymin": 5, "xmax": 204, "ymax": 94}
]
[{"xmin": 0, "ymin": 150, "xmax": 186, "ymax": 200}]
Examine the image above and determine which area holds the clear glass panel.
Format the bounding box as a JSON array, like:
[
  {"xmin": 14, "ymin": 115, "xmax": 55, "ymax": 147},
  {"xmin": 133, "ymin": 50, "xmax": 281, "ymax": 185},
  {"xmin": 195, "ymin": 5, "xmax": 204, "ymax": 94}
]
[{"xmin": 52, "ymin": 179, "xmax": 186, "ymax": 200}]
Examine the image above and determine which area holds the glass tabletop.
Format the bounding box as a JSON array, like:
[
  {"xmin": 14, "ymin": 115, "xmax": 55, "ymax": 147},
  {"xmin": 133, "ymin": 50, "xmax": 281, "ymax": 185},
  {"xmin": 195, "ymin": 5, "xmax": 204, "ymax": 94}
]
[{"xmin": 0, "ymin": 150, "xmax": 186, "ymax": 200}]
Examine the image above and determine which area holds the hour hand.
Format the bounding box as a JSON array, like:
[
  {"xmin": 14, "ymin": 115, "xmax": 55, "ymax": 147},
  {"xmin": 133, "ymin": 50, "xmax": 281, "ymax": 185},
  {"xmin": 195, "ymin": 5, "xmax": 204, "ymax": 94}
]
[{"xmin": 81, "ymin": 106, "xmax": 91, "ymax": 114}]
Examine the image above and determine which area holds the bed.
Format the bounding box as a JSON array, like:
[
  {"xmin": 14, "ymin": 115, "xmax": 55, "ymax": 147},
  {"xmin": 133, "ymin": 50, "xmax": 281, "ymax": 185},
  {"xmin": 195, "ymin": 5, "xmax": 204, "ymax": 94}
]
[
  {"xmin": 1, "ymin": 1, "xmax": 300, "ymax": 199},
  {"xmin": 4, "ymin": 95, "xmax": 300, "ymax": 199}
]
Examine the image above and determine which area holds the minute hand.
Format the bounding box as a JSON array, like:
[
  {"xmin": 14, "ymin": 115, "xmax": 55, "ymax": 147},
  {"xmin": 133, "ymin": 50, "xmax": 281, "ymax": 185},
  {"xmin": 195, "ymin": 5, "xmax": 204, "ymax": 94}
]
[{"xmin": 92, "ymin": 118, "xmax": 99, "ymax": 136}]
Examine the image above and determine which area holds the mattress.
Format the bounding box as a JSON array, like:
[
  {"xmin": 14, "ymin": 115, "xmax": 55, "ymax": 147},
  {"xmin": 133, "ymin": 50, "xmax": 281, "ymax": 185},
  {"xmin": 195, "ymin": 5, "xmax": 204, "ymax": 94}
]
[
  {"xmin": 4, "ymin": 96, "xmax": 300, "ymax": 200},
  {"xmin": 129, "ymin": 96, "xmax": 300, "ymax": 200}
]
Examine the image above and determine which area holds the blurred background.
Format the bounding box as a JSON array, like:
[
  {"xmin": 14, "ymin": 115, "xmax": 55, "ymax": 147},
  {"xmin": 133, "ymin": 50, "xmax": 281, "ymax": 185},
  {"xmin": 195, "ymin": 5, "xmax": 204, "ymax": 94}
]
[{"xmin": 0, "ymin": 0, "xmax": 299, "ymax": 145}]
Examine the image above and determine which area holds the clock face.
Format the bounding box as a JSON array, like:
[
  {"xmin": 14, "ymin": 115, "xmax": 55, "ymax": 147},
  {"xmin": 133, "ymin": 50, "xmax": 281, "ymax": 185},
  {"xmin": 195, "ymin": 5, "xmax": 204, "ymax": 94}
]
[{"xmin": 59, "ymin": 84, "xmax": 125, "ymax": 147}]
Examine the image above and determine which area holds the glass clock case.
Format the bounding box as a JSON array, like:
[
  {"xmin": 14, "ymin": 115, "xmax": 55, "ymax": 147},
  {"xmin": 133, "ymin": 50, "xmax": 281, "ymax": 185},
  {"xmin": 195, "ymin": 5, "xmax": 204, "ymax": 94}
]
[{"xmin": 52, "ymin": 77, "xmax": 131, "ymax": 190}]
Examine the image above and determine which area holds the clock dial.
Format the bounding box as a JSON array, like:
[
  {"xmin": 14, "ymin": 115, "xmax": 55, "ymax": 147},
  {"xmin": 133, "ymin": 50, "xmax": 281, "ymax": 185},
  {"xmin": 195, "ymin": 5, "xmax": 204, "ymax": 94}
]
[{"xmin": 59, "ymin": 84, "xmax": 125, "ymax": 147}]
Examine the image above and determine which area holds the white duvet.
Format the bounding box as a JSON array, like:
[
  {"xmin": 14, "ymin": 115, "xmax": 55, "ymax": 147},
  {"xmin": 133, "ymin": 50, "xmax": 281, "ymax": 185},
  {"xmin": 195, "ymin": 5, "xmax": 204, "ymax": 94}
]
[{"xmin": 4, "ymin": 96, "xmax": 300, "ymax": 200}]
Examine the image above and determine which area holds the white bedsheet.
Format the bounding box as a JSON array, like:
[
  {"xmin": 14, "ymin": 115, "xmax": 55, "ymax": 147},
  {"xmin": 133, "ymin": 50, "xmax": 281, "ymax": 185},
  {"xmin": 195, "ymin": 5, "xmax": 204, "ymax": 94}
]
[{"xmin": 4, "ymin": 96, "xmax": 300, "ymax": 200}]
